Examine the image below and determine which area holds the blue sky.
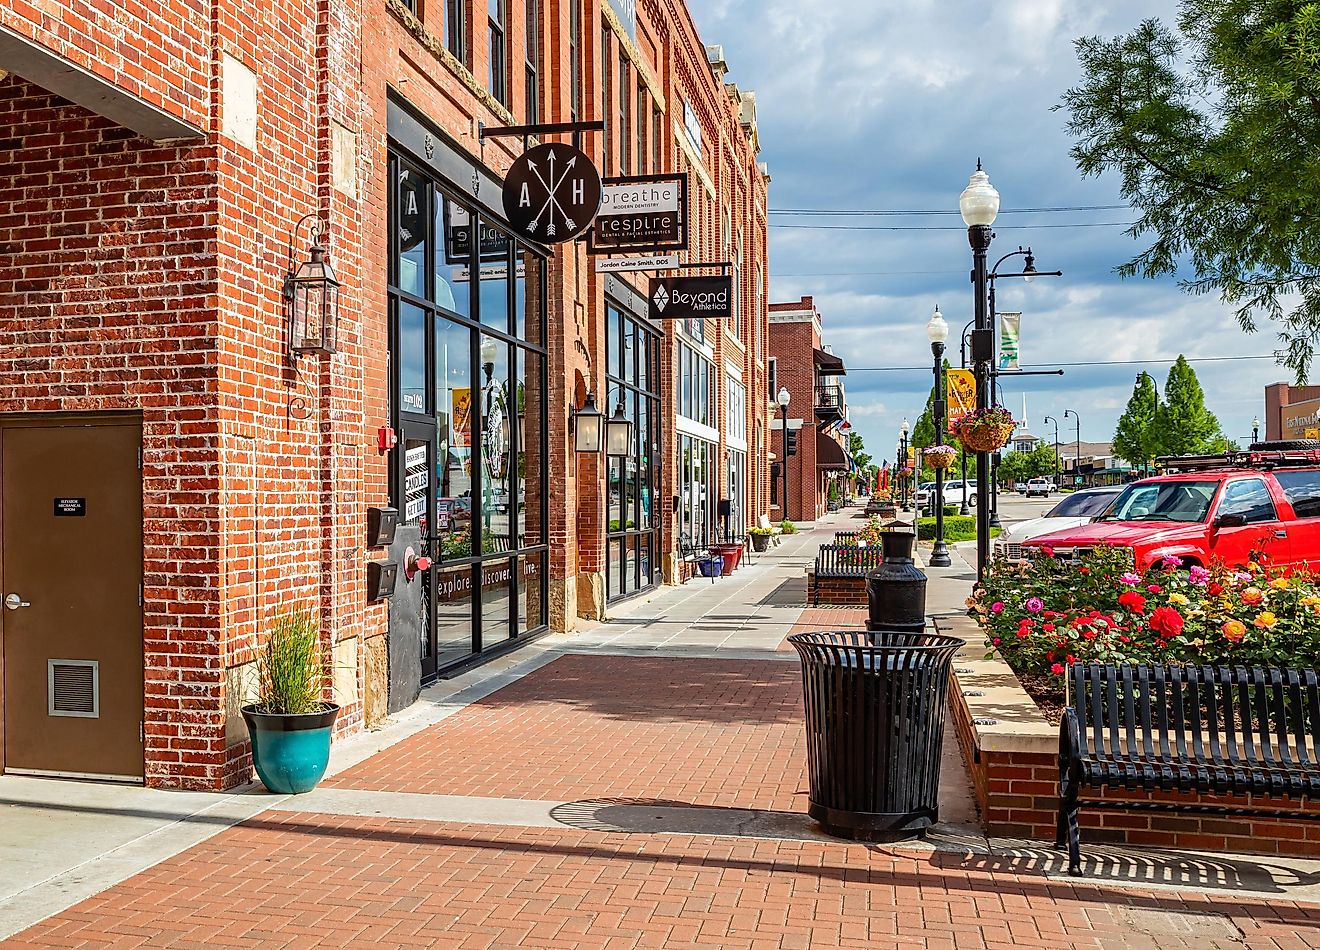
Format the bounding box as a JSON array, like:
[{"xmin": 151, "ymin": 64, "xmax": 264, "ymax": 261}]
[{"xmin": 690, "ymin": 0, "xmax": 1285, "ymax": 464}]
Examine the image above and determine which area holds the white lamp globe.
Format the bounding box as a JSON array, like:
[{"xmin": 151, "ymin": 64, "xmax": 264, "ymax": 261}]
[
  {"xmin": 959, "ymin": 167, "xmax": 1000, "ymax": 228},
  {"xmin": 777, "ymin": 386, "xmax": 791, "ymax": 408},
  {"xmin": 926, "ymin": 306, "xmax": 950, "ymax": 345}
]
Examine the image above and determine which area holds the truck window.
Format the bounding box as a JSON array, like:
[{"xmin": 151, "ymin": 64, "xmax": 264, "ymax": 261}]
[
  {"xmin": 1218, "ymin": 478, "xmax": 1277, "ymax": 524},
  {"xmin": 1273, "ymin": 470, "xmax": 1320, "ymax": 518}
]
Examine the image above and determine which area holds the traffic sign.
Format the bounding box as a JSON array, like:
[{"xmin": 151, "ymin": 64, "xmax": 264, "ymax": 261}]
[{"xmin": 502, "ymin": 142, "xmax": 602, "ymax": 243}]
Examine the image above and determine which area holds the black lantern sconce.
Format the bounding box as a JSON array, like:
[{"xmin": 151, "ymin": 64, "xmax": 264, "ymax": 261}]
[
  {"xmin": 605, "ymin": 402, "xmax": 633, "ymax": 457},
  {"xmin": 284, "ymin": 213, "xmax": 340, "ymax": 357},
  {"xmin": 573, "ymin": 392, "xmax": 603, "ymax": 453}
]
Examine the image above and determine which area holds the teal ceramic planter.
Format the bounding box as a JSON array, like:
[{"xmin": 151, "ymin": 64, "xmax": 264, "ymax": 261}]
[{"xmin": 242, "ymin": 704, "xmax": 339, "ymax": 794}]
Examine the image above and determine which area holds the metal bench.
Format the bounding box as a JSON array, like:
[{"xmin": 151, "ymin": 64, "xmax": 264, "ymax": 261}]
[
  {"xmin": 1058, "ymin": 663, "xmax": 1320, "ymax": 875},
  {"xmin": 678, "ymin": 533, "xmax": 720, "ymax": 583},
  {"xmin": 810, "ymin": 543, "xmax": 886, "ymax": 604}
]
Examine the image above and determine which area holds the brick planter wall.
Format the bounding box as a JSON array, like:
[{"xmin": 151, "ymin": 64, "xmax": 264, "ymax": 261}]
[
  {"xmin": 806, "ymin": 573, "xmax": 868, "ymax": 605},
  {"xmin": 938, "ymin": 616, "xmax": 1320, "ymax": 859}
]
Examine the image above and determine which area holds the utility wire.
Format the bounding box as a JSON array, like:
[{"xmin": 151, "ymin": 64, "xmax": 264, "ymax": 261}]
[
  {"xmin": 770, "ymin": 221, "xmax": 1134, "ymax": 231},
  {"xmin": 847, "ymin": 354, "xmax": 1278, "ymax": 373},
  {"xmin": 768, "ymin": 204, "xmax": 1128, "ymax": 216}
]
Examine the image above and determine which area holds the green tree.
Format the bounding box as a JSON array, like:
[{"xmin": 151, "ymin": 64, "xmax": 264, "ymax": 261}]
[
  {"xmin": 1113, "ymin": 373, "xmax": 1162, "ymax": 471},
  {"xmin": 1158, "ymin": 355, "xmax": 1224, "ymax": 455},
  {"xmin": 910, "ymin": 360, "xmax": 953, "ymax": 478},
  {"xmin": 1058, "ymin": 4, "xmax": 1320, "ymax": 378}
]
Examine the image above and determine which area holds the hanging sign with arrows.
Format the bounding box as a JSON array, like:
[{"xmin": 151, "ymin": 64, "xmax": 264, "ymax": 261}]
[{"xmin": 501, "ymin": 142, "xmax": 602, "ymax": 244}]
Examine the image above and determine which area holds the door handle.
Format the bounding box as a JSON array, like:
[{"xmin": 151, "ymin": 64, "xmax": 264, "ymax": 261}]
[
  {"xmin": 4, "ymin": 593, "xmax": 30, "ymax": 610},
  {"xmin": 1275, "ymin": 530, "xmax": 1288, "ymax": 539}
]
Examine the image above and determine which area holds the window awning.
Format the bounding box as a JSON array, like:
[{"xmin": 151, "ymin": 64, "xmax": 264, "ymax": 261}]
[
  {"xmin": 816, "ymin": 431, "xmax": 848, "ymax": 470},
  {"xmin": 814, "ymin": 347, "xmax": 846, "ymax": 376}
]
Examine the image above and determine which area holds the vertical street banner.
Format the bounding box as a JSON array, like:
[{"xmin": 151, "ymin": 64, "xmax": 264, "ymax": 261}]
[
  {"xmin": 998, "ymin": 311, "xmax": 1021, "ymax": 371},
  {"xmin": 946, "ymin": 369, "xmax": 976, "ymax": 426}
]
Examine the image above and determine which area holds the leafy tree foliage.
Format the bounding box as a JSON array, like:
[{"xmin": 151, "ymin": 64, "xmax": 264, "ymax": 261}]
[
  {"xmin": 1113, "ymin": 373, "xmax": 1161, "ymax": 470},
  {"xmin": 1059, "ymin": 3, "xmax": 1320, "ymax": 378},
  {"xmin": 910, "ymin": 360, "xmax": 953, "ymax": 479},
  {"xmin": 998, "ymin": 443, "xmax": 1061, "ymax": 484}
]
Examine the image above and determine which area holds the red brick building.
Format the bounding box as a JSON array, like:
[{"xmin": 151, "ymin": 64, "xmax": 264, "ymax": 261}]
[
  {"xmin": 0, "ymin": 0, "xmax": 768, "ymax": 788},
  {"xmin": 1264, "ymin": 382, "xmax": 1320, "ymax": 441},
  {"xmin": 767, "ymin": 296, "xmax": 850, "ymax": 523}
]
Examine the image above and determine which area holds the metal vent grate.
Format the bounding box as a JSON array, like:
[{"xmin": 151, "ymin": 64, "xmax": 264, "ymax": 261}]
[{"xmin": 48, "ymin": 660, "xmax": 99, "ymax": 718}]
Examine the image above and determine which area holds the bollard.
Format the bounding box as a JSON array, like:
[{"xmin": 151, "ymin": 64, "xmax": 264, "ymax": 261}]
[{"xmin": 865, "ymin": 527, "xmax": 927, "ymax": 632}]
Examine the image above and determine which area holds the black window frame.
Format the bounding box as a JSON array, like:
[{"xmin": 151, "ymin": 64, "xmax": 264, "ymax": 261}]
[{"xmin": 489, "ymin": 0, "xmax": 508, "ymax": 106}]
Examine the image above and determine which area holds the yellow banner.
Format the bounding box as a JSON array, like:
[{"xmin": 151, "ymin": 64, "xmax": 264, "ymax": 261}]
[{"xmin": 947, "ymin": 370, "xmax": 976, "ymax": 426}]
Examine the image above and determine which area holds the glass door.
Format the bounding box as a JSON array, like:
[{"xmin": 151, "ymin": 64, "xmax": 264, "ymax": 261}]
[{"xmin": 399, "ymin": 422, "xmax": 437, "ymax": 681}]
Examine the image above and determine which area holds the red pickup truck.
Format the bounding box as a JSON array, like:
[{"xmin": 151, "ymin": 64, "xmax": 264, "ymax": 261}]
[{"xmin": 1021, "ymin": 447, "xmax": 1320, "ymax": 572}]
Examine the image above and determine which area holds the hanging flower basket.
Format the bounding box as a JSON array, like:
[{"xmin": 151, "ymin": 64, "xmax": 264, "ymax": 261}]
[
  {"xmin": 952, "ymin": 407, "xmax": 1017, "ymax": 453},
  {"xmin": 923, "ymin": 445, "xmax": 958, "ymax": 470}
]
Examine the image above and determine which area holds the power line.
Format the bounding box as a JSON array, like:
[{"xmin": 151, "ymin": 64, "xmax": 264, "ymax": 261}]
[
  {"xmin": 770, "ymin": 221, "xmax": 1134, "ymax": 231},
  {"xmin": 768, "ymin": 204, "xmax": 1128, "ymax": 216},
  {"xmin": 848, "ymin": 354, "xmax": 1278, "ymax": 373}
]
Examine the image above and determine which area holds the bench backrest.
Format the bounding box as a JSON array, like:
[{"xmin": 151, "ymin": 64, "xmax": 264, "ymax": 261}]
[
  {"xmin": 1070, "ymin": 663, "xmax": 1320, "ymax": 769},
  {"xmin": 758, "ymin": 514, "xmax": 772, "ymax": 531},
  {"xmin": 814, "ymin": 543, "xmax": 886, "ymax": 576}
]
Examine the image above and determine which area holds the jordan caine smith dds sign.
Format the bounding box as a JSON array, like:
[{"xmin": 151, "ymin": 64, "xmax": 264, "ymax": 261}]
[
  {"xmin": 648, "ymin": 275, "xmax": 733, "ymax": 321},
  {"xmin": 589, "ymin": 174, "xmax": 687, "ymax": 253}
]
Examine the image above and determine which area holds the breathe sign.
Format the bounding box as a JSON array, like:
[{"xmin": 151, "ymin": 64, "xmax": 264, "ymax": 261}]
[{"xmin": 589, "ymin": 175, "xmax": 687, "ymax": 253}]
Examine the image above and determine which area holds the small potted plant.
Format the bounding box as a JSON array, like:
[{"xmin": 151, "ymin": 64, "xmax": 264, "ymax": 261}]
[
  {"xmin": 951, "ymin": 406, "xmax": 1017, "ymax": 452},
  {"xmin": 242, "ymin": 610, "xmax": 339, "ymax": 794},
  {"xmin": 924, "ymin": 444, "xmax": 958, "ymax": 470},
  {"xmin": 749, "ymin": 526, "xmax": 773, "ymax": 552}
]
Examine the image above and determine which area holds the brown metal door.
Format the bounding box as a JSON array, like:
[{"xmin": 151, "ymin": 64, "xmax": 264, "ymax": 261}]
[{"xmin": 2, "ymin": 418, "xmax": 144, "ymax": 780}]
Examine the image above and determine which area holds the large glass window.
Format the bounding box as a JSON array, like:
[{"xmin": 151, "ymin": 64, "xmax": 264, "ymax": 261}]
[
  {"xmin": 619, "ymin": 54, "xmax": 631, "ymax": 175},
  {"xmin": 678, "ymin": 434, "xmax": 717, "ymax": 546},
  {"xmin": 605, "ymin": 300, "xmax": 661, "ymax": 601},
  {"xmin": 389, "ymin": 151, "xmax": 549, "ymax": 679},
  {"xmin": 568, "ymin": 0, "xmax": 581, "ymax": 121},
  {"xmin": 524, "ymin": 0, "xmax": 539, "ymax": 123},
  {"xmin": 601, "ymin": 29, "xmax": 612, "ymax": 176},
  {"xmin": 441, "ymin": 0, "xmax": 465, "ymax": 63}
]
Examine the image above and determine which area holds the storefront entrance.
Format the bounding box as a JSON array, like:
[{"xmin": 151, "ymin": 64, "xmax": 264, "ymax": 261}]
[
  {"xmin": 1, "ymin": 416, "xmax": 144, "ymax": 780},
  {"xmin": 388, "ymin": 105, "xmax": 549, "ymax": 682}
]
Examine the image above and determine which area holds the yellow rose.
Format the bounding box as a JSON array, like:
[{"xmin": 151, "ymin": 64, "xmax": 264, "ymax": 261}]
[
  {"xmin": 1301, "ymin": 596, "xmax": 1320, "ymax": 608},
  {"xmin": 1222, "ymin": 620, "xmax": 1246, "ymax": 642},
  {"xmin": 1241, "ymin": 587, "xmax": 1265, "ymax": 606},
  {"xmin": 1269, "ymin": 577, "xmax": 1290, "ymax": 590},
  {"xmin": 1168, "ymin": 592, "xmax": 1190, "ymax": 606},
  {"xmin": 1253, "ymin": 611, "xmax": 1278, "ymax": 629}
]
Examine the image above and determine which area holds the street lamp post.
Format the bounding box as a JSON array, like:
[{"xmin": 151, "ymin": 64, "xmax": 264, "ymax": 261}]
[
  {"xmin": 1043, "ymin": 414, "xmax": 1061, "ymax": 484},
  {"xmin": 927, "ymin": 307, "xmax": 952, "ymax": 567},
  {"xmin": 1136, "ymin": 370, "xmax": 1161, "ymax": 475},
  {"xmin": 1253, "ymin": 415, "xmax": 1261, "ymax": 445},
  {"xmin": 961, "ymin": 163, "xmax": 999, "ymax": 579},
  {"xmin": 777, "ymin": 386, "xmax": 791, "ymax": 523},
  {"xmin": 958, "ymin": 318, "xmax": 974, "ymax": 516},
  {"xmin": 899, "ymin": 417, "xmax": 910, "ymax": 511},
  {"xmin": 1064, "ymin": 409, "xmax": 1081, "ymax": 487}
]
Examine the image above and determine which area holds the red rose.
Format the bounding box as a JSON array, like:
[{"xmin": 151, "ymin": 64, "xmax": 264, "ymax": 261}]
[
  {"xmin": 1080, "ymin": 567, "xmax": 1091, "ymax": 575},
  {"xmin": 1118, "ymin": 591, "xmax": 1147, "ymax": 614},
  {"xmin": 1051, "ymin": 662, "xmax": 1065, "ymax": 675},
  {"xmin": 1208, "ymin": 583, "xmax": 1224, "ymax": 596},
  {"xmin": 1149, "ymin": 606, "xmax": 1185, "ymax": 638}
]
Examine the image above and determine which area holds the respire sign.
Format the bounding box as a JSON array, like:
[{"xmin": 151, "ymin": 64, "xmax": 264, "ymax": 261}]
[
  {"xmin": 588, "ymin": 174, "xmax": 687, "ymax": 254},
  {"xmin": 501, "ymin": 142, "xmax": 602, "ymax": 244},
  {"xmin": 648, "ymin": 275, "xmax": 733, "ymax": 321}
]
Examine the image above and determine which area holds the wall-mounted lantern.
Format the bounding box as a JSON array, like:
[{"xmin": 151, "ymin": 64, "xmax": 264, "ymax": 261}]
[
  {"xmin": 285, "ymin": 213, "xmax": 340, "ymax": 357},
  {"xmin": 605, "ymin": 402, "xmax": 633, "ymax": 457},
  {"xmin": 573, "ymin": 392, "xmax": 603, "ymax": 453}
]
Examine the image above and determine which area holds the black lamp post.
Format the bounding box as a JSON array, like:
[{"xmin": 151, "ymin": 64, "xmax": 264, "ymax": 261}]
[
  {"xmin": 1253, "ymin": 415, "xmax": 1261, "ymax": 445},
  {"xmin": 958, "ymin": 318, "xmax": 974, "ymax": 516},
  {"xmin": 1064, "ymin": 409, "xmax": 1081, "ymax": 487},
  {"xmin": 927, "ymin": 306, "xmax": 952, "ymax": 567},
  {"xmin": 961, "ymin": 164, "xmax": 999, "ymax": 579},
  {"xmin": 1136, "ymin": 370, "xmax": 1160, "ymax": 475},
  {"xmin": 1043, "ymin": 414, "xmax": 1061, "ymax": 484},
  {"xmin": 777, "ymin": 386, "xmax": 791, "ymax": 522},
  {"xmin": 899, "ymin": 417, "xmax": 910, "ymax": 511}
]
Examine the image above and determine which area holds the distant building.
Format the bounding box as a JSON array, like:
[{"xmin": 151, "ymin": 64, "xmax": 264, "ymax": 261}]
[
  {"xmin": 1056, "ymin": 441, "xmax": 1135, "ymax": 487},
  {"xmin": 1265, "ymin": 382, "xmax": 1320, "ymax": 440}
]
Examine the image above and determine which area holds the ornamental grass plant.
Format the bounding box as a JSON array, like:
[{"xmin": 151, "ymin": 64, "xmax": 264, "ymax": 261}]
[
  {"xmin": 255, "ymin": 610, "xmax": 330, "ymax": 716},
  {"xmin": 970, "ymin": 546, "xmax": 1320, "ymax": 680}
]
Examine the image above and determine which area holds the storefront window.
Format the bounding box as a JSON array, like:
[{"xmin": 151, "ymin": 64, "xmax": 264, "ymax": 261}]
[
  {"xmin": 389, "ymin": 149, "xmax": 549, "ymax": 680},
  {"xmin": 605, "ymin": 299, "xmax": 660, "ymax": 601}
]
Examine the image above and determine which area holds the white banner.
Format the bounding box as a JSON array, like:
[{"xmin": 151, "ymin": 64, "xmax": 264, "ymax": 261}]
[{"xmin": 998, "ymin": 311, "xmax": 1021, "ymax": 371}]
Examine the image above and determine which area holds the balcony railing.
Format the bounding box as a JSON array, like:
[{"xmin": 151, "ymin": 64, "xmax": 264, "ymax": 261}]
[{"xmin": 815, "ymin": 384, "xmax": 845, "ymax": 420}]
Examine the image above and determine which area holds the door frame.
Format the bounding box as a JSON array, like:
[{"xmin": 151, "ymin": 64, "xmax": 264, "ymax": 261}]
[{"xmin": 0, "ymin": 411, "xmax": 144, "ymax": 779}]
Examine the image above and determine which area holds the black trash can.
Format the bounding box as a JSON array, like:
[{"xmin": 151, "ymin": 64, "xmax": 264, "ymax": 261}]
[{"xmin": 788, "ymin": 629, "xmax": 964, "ymax": 841}]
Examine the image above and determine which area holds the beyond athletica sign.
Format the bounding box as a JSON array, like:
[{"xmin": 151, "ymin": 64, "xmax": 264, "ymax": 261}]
[
  {"xmin": 588, "ymin": 174, "xmax": 687, "ymax": 254},
  {"xmin": 648, "ymin": 275, "xmax": 733, "ymax": 321},
  {"xmin": 501, "ymin": 142, "xmax": 602, "ymax": 244}
]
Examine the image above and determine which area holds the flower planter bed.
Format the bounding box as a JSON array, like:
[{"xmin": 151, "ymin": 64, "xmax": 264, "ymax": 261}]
[{"xmin": 938, "ymin": 612, "xmax": 1320, "ymax": 859}]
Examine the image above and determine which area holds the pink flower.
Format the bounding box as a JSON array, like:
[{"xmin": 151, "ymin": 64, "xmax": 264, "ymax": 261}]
[
  {"xmin": 1161, "ymin": 555, "xmax": 1183, "ymax": 569},
  {"xmin": 1051, "ymin": 662, "xmax": 1065, "ymax": 676},
  {"xmin": 1120, "ymin": 572, "xmax": 1141, "ymax": 586},
  {"xmin": 1188, "ymin": 565, "xmax": 1211, "ymax": 586},
  {"xmin": 990, "ymin": 601, "xmax": 1004, "ymax": 614},
  {"xmin": 1146, "ymin": 584, "xmax": 1163, "ymax": 594},
  {"xmin": 991, "ymin": 637, "xmax": 1002, "ymax": 646},
  {"xmin": 1025, "ymin": 598, "xmax": 1045, "ymax": 614}
]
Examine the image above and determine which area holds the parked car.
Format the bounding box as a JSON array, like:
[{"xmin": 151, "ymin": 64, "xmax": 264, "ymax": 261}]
[
  {"xmin": 915, "ymin": 479, "xmax": 977, "ymax": 509},
  {"xmin": 1026, "ymin": 477, "xmax": 1052, "ymax": 497},
  {"xmin": 993, "ymin": 485, "xmax": 1124, "ymax": 562},
  {"xmin": 1014, "ymin": 481, "xmax": 1027, "ymax": 494},
  {"xmin": 1021, "ymin": 445, "xmax": 1320, "ymax": 572}
]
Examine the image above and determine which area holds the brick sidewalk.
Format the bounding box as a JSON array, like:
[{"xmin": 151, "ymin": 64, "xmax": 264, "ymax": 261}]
[
  {"xmin": 9, "ymin": 811, "xmax": 1319, "ymax": 949},
  {"xmin": 326, "ymin": 655, "xmax": 809, "ymax": 812}
]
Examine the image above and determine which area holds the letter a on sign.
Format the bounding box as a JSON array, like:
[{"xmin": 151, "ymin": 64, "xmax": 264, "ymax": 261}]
[{"xmin": 501, "ymin": 142, "xmax": 603, "ymax": 244}]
